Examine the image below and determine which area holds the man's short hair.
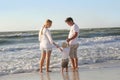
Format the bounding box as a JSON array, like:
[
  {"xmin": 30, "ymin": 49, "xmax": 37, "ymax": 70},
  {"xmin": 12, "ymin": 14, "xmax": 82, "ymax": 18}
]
[{"xmin": 65, "ymin": 17, "xmax": 74, "ymax": 22}]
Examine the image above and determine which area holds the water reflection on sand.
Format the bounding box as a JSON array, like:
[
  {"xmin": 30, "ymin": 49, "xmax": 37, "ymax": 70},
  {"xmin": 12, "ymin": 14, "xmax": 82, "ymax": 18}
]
[{"xmin": 39, "ymin": 71, "xmax": 80, "ymax": 80}]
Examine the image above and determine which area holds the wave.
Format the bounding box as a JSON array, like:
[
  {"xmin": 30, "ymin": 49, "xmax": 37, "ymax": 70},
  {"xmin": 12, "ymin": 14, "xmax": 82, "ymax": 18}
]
[
  {"xmin": 0, "ymin": 32, "xmax": 38, "ymax": 38},
  {"xmin": 0, "ymin": 27, "xmax": 120, "ymax": 38},
  {"xmin": 0, "ymin": 35, "xmax": 120, "ymax": 52},
  {"xmin": 79, "ymin": 36, "xmax": 120, "ymax": 46},
  {"xmin": 0, "ymin": 28, "xmax": 120, "ymax": 76},
  {"xmin": 0, "ymin": 27, "xmax": 120, "ymax": 46},
  {"xmin": 0, "ymin": 44, "xmax": 38, "ymax": 52}
]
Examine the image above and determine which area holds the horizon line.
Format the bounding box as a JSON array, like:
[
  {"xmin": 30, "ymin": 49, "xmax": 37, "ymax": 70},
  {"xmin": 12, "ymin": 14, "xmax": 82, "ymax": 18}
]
[{"xmin": 0, "ymin": 27, "xmax": 120, "ymax": 33}]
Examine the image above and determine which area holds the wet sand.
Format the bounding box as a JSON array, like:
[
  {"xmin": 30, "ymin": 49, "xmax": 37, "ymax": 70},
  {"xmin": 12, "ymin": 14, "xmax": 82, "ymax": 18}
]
[{"xmin": 0, "ymin": 67, "xmax": 120, "ymax": 80}]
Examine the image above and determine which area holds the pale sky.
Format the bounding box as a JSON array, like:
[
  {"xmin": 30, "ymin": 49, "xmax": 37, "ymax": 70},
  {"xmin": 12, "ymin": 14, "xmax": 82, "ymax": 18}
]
[{"xmin": 0, "ymin": 0, "xmax": 120, "ymax": 31}]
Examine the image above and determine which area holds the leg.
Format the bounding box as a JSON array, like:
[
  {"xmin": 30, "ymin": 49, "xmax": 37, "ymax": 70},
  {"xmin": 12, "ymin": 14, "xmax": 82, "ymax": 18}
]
[
  {"xmin": 46, "ymin": 50, "xmax": 52, "ymax": 72},
  {"xmin": 62, "ymin": 68, "xmax": 64, "ymax": 72},
  {"xmin": 74, "ymin": 46, "xmax": 79, "ymax": 70},
  {"xmin": 66, "ymin": 60, "xmax": 69, "ymax": 72},
  {"xmin": 69, "ymin": 47, "xmax": 75, "ymax": 71},
  {"xmin": 74, "ymin": 58, "xmax": 78, "ymax": 69},
  {"xmin": 70, "ymin": 58, "xmax": 75, "ymax": 71},
  {"xmin": 40, "ymin": 51, "xmax": 46, "ymax": 73},
  {"xmin": 66, "ymin": 67, "xmax": 68, "ymax": 72}
]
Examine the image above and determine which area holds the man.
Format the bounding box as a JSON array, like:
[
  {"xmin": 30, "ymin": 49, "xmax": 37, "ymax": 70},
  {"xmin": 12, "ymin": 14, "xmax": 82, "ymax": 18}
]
[{"xmin": 65, "ymin": 17, "xmax": 79, "ymax": 71}]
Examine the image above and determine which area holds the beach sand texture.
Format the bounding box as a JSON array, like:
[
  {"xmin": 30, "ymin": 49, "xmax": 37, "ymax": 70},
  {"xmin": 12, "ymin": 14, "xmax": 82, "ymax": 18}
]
[
  {"xmin": 0, "ymin": 68, "xmax": 120, "ymax": 80},
  {"xmin": 0, "ymin": 60, "xmax": 120, "ymax": 80}
]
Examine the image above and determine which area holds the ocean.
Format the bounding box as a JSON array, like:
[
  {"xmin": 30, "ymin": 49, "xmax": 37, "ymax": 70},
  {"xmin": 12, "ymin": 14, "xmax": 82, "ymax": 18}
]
[{"xmin": 0, "ymin": 27, "xmax": 120, "ymax": 76}]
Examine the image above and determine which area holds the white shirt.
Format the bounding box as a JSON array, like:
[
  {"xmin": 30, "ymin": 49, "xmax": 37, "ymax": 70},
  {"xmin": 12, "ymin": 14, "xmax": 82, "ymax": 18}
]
[
  {"xmin": 68, "ymin": 24, "xmax": 79, "ymax": 45},
  {"xmin": 61, "ymin": 48, "xmax": 70, "ymax": 59},
  {"xmin": 39, "ymin": 28, "xmax": 53, "ymax": 50}
]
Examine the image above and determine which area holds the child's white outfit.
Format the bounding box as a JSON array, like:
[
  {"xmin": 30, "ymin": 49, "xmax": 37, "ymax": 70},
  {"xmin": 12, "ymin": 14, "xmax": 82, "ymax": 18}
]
[{"xmin": 61, "ymin": 47, "xmax": 70, "ymax": 68}]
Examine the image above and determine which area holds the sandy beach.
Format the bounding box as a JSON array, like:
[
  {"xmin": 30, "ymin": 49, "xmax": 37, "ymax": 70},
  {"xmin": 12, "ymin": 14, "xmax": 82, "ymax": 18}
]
[
  {"xmin": 0, "ymin": 67, "xmax": 120, "ymax": 80},
  {"xmin": 0, "ymin": 60, "xmax": 120, "ymax": 80}
]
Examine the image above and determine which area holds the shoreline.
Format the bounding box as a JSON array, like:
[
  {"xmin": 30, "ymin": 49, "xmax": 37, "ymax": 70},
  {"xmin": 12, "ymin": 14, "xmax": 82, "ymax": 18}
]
[
  {"xmin": 0, "ymin": 60, "xmax": 120, "ymax": 80},
  {"xmin": 0, "ymin": 66, "xmax": 120, "ymax": 80}
]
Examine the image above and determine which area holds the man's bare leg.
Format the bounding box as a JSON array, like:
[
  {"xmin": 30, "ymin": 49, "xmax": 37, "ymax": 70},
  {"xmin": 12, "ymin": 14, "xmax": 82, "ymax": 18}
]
[
  {"xmin": 62, "ymin": 68, "xmax": 64, "ymax": 72},
  {"xmin": 70, "ymin": 58, "xmax": 75, "ymax": 71},
  {"xmin": 74, "ymin": 58, "xmax": 78, "ymax": 70}
]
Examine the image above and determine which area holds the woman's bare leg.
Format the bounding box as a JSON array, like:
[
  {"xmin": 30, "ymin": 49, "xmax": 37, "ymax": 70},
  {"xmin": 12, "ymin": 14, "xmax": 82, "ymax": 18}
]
[
  {"xmin": 40, "ymin": 52, "xmax": 46, "ymax": 73},
  {"xmin": 46, "ymin": 50, "xmax": 52, "ymax": 72}
]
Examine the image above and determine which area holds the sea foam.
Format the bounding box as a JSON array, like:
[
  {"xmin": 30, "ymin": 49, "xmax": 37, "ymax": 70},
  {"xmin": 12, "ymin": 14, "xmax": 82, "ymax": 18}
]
[{"xmin": 0, "ymin": 36, "xmax": 120, "ymax": 76}]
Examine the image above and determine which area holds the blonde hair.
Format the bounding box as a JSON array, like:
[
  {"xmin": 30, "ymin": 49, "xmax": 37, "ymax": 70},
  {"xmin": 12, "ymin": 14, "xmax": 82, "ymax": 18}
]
[
  {"xmin": 40, "ymin": 19, "xmax": 52, "ymax": 36},
  {"xmin": 62, "ymin": 42, "xmax": 68, "ymax": 48}
]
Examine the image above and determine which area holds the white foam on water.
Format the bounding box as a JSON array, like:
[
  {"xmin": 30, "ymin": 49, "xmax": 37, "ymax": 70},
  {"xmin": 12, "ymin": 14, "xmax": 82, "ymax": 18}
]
[{"xmin": 0, "ymin": 36, "xmax": 120, "ymax": 76}]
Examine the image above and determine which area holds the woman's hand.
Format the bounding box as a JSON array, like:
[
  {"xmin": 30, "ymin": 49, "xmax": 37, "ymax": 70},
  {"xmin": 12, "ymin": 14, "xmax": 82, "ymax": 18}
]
[{"xmin": 53, "ymin": 42, "xmax": 59, "ymax": 48}]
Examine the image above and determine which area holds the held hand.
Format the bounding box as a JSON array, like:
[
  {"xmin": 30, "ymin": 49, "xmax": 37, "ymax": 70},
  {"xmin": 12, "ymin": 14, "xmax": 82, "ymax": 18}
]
[
  {"xmin": 56, "ymin": 45, "xmax": 59, "ymax": 48},
  {"xmin": 53, "ymin": 42, "xmax": 59, "ymax": 48},
  {"xmin": 66, "ymin": 38, "xmax": 71, "ymax": 43}
]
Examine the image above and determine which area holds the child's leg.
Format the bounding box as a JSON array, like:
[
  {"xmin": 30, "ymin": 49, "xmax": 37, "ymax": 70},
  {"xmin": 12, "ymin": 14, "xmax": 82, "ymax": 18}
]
[
  {"xmin": 66, "ymin": 67, "xmax": 68, "ymax": 72},
  {"xmin": 66, "ymin": 61, "xmax": 69, "ymax": 72}
]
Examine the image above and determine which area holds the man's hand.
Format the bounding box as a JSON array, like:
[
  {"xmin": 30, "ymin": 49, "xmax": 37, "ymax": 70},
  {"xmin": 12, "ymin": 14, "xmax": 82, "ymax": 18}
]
[
  {"xmin": 67, "ymin": 32, "xmax": 78, "ymax": 43},
  {"xmin": 66, "ymin": 38, "xmax": 71, "ymax": 43}
]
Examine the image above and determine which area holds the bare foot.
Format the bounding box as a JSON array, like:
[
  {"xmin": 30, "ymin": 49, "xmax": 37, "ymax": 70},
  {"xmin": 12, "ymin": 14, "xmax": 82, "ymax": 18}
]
[
  {"xmin": 46, "ymin": 70, "xmax": 52, "ymax": 72},
  {"xmin": 66, "ymin": 69, "xmax": 68, "ymax": 72},
  {"xmin": 72, "ymin": 68, "xmax": 75, "ymax": 72},
  {"xmin": 61, "ymin": 70, "xmax": 63, "ymax": 73},
  {"xmin": 75, "ymin": 67, "xmax": 79, "ymax": 71},
  {"xmin": 70, "ymin": 67, "xmax": 75, "ymax": 71},
  {"xmin": 39, "ymin": 70, "xmax": 43, "ymax": 73}
]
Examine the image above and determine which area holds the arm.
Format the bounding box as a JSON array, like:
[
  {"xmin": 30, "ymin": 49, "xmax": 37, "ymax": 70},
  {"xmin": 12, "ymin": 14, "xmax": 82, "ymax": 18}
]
[
  {"xmin": 53, "ymin": 42, "xmax": 63, "ymax": 52},
  {"xmin": 46, "ymin": 29, "xmax": 54, "ymax": 44},
  {"xmin": 67, "ymin": 32, "xmax": 78, "ymax": 42},
  {"xmin": 67, "ymin": 25, "xmax": 79, "ymax": 43},
  {"xmin": 53, "ymin": 42, "xmax": 59, "ymax": 48},
  {"xmin": 46, "ymin": 30, "xmax": 61, "ymax": 48},
  {"xmin": 38, "ymin": 30, "xmax": 41, "ymax": 41},
  {"xmin": 57, "ymin": 47, "xmax": 63, "ymax": 52},
  {"xmin": 59, "ymin": 47, "xmax": 63, "ymax": 52}
]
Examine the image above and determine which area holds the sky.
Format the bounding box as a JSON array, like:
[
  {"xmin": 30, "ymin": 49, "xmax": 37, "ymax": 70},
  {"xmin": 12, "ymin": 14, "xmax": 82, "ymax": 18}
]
[{"xmin": 0, "ymin": 0, "xmax": 120, "ymax": 31}]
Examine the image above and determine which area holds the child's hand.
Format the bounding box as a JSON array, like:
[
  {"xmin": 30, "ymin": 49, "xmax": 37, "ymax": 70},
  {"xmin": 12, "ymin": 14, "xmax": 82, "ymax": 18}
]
[
  {"xmin": 56, "ymin": 45, "xmax": 59, "ymax": 48},
  {"xmin": 59, "ymin": 48, "xmax": 63, "ymax": 52}
]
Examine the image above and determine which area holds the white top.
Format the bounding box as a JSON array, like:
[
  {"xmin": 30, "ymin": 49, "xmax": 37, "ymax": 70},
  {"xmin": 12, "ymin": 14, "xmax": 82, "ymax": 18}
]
[
  {"xmin": 61, "ymin": 48, "xmax": 70, "ymax": 59},
  {"xmin": 68, "ymin": 24, "xmax": 79, "ymax": 45},
  {"xmin": 39, "ymin": 28, "xmax": 53, "ymax": 50}
]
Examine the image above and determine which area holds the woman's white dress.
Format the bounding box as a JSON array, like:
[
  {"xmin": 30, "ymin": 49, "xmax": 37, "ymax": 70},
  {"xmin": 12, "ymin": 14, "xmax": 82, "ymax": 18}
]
[{"xmin": 39, "ymin": 28, "xmax": 53, "ymax": 51}]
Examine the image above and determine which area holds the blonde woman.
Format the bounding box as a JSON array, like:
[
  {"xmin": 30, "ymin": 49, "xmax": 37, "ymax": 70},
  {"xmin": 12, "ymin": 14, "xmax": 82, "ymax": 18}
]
[{"xmin": 39, "ymin": 19, "xmax": 58, "ymax": 73}]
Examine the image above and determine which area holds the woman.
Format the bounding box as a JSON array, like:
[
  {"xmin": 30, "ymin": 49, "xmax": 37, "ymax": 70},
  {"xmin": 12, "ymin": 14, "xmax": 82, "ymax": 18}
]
[{"xmin": 39, "ymin": 19, "xmax": 57, "ymax": 73}]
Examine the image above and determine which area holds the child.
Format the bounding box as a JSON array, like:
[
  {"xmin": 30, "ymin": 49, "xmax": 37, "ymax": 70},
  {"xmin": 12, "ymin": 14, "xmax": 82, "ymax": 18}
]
[{"xmin": 58, "ymin": 42, "xmax": 70, "ymax": 72}]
